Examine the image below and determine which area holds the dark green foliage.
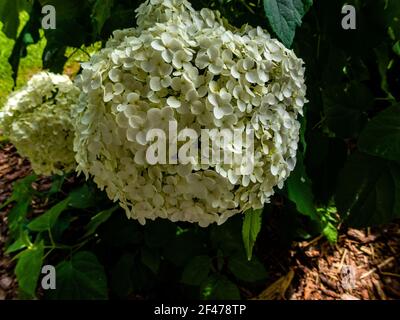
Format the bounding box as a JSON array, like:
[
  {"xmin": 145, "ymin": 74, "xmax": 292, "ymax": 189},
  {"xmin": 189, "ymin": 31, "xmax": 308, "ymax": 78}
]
[
  {"xmin": 1, "ymin": 0, "xmax": 400, "ymax": 299},
  {"xmin": 48, "ymin": 251, "xmax": 108, "ymax": 300}
]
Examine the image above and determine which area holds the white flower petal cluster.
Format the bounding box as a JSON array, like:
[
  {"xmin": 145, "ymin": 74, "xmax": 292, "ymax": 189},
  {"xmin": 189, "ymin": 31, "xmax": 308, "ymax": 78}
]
[
  {"xmin": 74, "ymin": 0, "xmax": 307, "ymax": 227},
  {"xmin": 0, "ymin": 72, "xmax": 79, "ymax": 175}
]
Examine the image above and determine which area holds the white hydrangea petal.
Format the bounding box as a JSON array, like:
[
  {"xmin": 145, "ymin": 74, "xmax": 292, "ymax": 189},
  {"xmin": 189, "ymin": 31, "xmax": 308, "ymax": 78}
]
[
  {"xmin": 167, "ymin": 96, "xmax": 181, "ymax": 108},
  {"xmin": 150, "ymin": 77, "xmax": 162, "ymax": 91}
]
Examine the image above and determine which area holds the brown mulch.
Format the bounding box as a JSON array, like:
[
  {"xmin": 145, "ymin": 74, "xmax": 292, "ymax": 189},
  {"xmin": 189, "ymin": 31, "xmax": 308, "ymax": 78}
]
[
  {"xmin": 1, "ymin": 142, "xmax": 400, "ymax": 300},
  {"xmin": 253, "ymin": 220, "xmax": 400, "ymax": 300},
  {"xmin": 289, "ymin": 225, "xmax": 400, "ymax": 300}
]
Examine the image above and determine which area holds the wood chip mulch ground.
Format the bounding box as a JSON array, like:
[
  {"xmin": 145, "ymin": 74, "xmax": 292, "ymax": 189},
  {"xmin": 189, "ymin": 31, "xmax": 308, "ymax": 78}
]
[
  {"xmin": 1, "ymin": 142, "xmax": 399, "ymax": 300},
  {"xmin": 254, "ymin": 224, "xmax": 400, "ymax": 300}
]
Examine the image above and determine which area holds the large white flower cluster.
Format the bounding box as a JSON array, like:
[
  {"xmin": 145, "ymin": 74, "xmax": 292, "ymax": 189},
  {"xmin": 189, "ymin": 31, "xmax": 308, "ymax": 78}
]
[
  {"xmin": 0, "ymin": 72, "xmax": 79, "ymax": 176},
  {"xmin": 74, "ymin": 0, "xmax": 307, "ymax": 226}
]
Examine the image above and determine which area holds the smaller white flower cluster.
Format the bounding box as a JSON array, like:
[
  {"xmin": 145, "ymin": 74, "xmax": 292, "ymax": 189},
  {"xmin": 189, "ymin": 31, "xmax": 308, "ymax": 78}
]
[{"xmin": 0, "ymin": 72, "xmax": 80, "ymax": 175}]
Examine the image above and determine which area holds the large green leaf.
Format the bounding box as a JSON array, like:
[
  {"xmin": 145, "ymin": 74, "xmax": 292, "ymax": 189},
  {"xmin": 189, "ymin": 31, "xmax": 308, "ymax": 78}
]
[
  {"xmin": 28, "ymin": 198, "xmax": 70, "ymax": 232},
  {"xmin": 0, "ymin": 174, "xmax": 36, "ymax": 210},
  {"xmin": 7, "ymin": 199, "xmax": 30, "ymax": 236},
  {"xmin": 201, "ymin": 275, "xmax": 240, "ymax": 300},
  {"xmin": 38, "ymin": 0, "xmax": 82, "ymax": 17},
  {"xmin": 336, "ymin": 152, "xmax": 400, "ymax": 227},
  {"xmin": 181, "ymin": 255, "xmax": 211, "ymax": 286},
  {"xmin": 242, "ymin": 209, "xmax": 262, "ymax": 261},
  {"xmin": 83, "ymin": 206, "xmax": 118, "ymax": 238},
  {"xmin": 210, "ymin": 215, "xmax": 243, "ymax": 255},
  {"xmin": 49, "ymin": 251, "xmax": 108, "ymax": 300},
  {"xmin": 111, "ymin": 253, "xmax": 154, "ymax": 297},
  {"xmin": 323, "ymin": 82, "xmax": 374, "ymax": 138},
  {"xmin": 305, "ymin": 133, "xmax": 347, "ymax": 205},
  {"xmin": 5, "ymin": 230, "xmax": 31, "ymax": 254},
  {"xmin": 375, "ymin": 44, "xmax": 396, "ymax": 101},
  {"xmin": 0, "ymin": 0, "xmax": 20, "ymax": 39},
  {"xmin": 263, "ymin": 0, "xmax": 313, "ymax": 47},
  {"xmin": 141, "ymin": 247, "xmax": 161, "ymax": 274},
  {"xmin": 91, "ymin": 0, "xmax": 114, "ymax": 36},
  {"xmin": 358, "ymin": 105, "xmax": 400, "ymax": 161},
  {"xmin": 164, "ymin": 232, "xmax": 205, "ymax": 266},
  {"xmin": 68, "ymin": 184, "xmax": 98, "ymax": 209},
  {"xmin": 15, "ymin": 241, "xmax": 44, "ymax": 298},
  {"xmin": 39, "ymin": 0, "xmax": 90, "ymax": 72},
  {"xmin": 286, "ymin": 153, "xmax": 318, "ymax": 221},
  {"xmin": 100, "ymin": 214, "xmax": 143, "ymax": 247},
  {"xmin": 6, "ymin": 1, "xmax": 41, "ymax": 84},
  {"xmin": 110, "ymin": 253, "xmax": 135, "ymax": 297},
  {"xmin": 144, "ymin": 219, "xmax": 177, "ymax": 248},
  {"xmin": 228, "ymin": 252, "xmax": 267, "ymax": 282}
]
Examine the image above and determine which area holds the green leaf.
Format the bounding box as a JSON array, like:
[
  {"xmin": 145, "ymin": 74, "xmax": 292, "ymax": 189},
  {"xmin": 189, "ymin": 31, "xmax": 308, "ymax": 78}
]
[
  {"xmin": 100, "ymin": 214, "xmax": 143, "ymax": 247},
  {"xmin": 393, "ymin": 41, "xmax": 400, "ymax": 56},
  {"xmin": 91, "ymin": 0, "xmax": 114, "ymax": 36},
  {"xmin": 358, "ymin": 104, "xmax": 400, "ymax": 161},
  {"xmin": 305, "ymin": 133, "xmax": 347, "ymax": 205},
  {"xmin": 144, "ymin": 219, "xmax": 177, "ymax": 248},
  {"xmin": 51, "ymin": 213, "xmax": 71, "ymax": 241},
  {"xmin": 7, "ymin": 199, "xmax": 30, "ymax": 236},
  {"xmin": 83, "ymin": 206, "xmax": 118, "ymax": 238},
  {"xmin": 38, "ymin": 0, "xmax": 82, "ymax": 17},
  {"xmin": 15, "ymin": 241, "xmax": 44, "ymax": 298},
  {"xmin": 0, "ymin": 0, "xmax": 20, "ymax": 39},
  {"xmin": 100, "ymin": 8, "xmax": 136, "ymax": 38},
  {"xmin": 49, "ymin": 251, "xmax": 108, "ymax": 300},
  {"xmin": 164, "ymin": 232, "xmax": 205, "ymax": 266},
  {"xmin": 68, "ymin": 184, "xmax": 97, "ymax": 209},
  {"xmin": 141, "ymin": 247, "xmax": 161, "ymax": 274},
  {"xmin": 263, "ymin": 0, "xmax": 313, "ymax": 47},
  {"xmin": 286, "ymin": 153, "xmax": 318, "ymax": 221},
  {"xmin": 228, "ymin": 253, "xmax": 267, "ymax": 282},
  {"xmin": 7, "ymin": 1, "xmax": 41, "ymax": 85},
  {"xmin": 181, "ymin": 255, "xmax": 211, "ymax": 286},
  {"xmin": 336, "ymin": 152, "xmax": 400, "ymax": 227},
  {"xmin": 322, "ymin": 222, "xmax": 338, "ymax": 243},
  {"xmin": 11, "ymin": 174, "xmax": 37, "ymax": 197},
  {"xmin": 110, "ymin": 253, "xmax": 135, "ymax": 297},
  {"xmin": 111, "ymin": 253, "xmax": 154, "ymax": 296},
  {"xmin": 42, "ymin": 45, "xmax": 67, "ymax": 73},
  {"xmin": 210, "ymin": 215, "xmax": 243, "ymax": 255},
  {"xmin": 242, "ymin": 209, "xmax": 262, "ymax": 261},
  {"xmin": 375, "ymin": 44, "xmax": 396, "ymax": 101},
  {"xmin": 48, "ymin": 175, "xmax": 65, "ymax": 195},
  {"xmin": 201, "ymin": 275, "xmax": 240, "ymax": 300},
  {"xmin": 0, "ymin": 174, "xmax": 36, "ymax": 210},
  {"xmin": 323, "ymin": 82, "xmax": 374, "ymax": 138},
  {"xmin": 5, "ymin": 230, "xmax": 30, "ymax": 254},
  {"xmin": 28, "ymin": 198, "xmax": 70, "ymax": 232}
]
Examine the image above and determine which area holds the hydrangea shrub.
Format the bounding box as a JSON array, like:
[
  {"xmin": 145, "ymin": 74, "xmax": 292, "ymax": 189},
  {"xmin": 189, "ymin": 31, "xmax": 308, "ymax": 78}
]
[
  {"xmin": 0, "ymin": 71, "xmax": 79, "ymax": 175},
  {"xmin": 74, "ymin": 0, "xmax": 307, "ymax": 226}
]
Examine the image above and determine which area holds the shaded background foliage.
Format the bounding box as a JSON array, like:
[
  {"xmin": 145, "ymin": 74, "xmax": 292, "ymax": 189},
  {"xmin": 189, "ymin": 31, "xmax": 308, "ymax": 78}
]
[{"xmin": 0, "ymin": 0, "xmax": 399, "ymax": 299}]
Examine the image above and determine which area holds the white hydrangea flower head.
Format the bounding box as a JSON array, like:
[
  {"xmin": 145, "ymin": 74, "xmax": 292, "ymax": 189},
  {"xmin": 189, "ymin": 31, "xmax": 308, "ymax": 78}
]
[
  {"xmin": 0, "ymin": 71, "xmax": 80, "ymax": 176},
  {"xmin": 74, "ymin": 0, "xmax": 307, "ymax": 227}
]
